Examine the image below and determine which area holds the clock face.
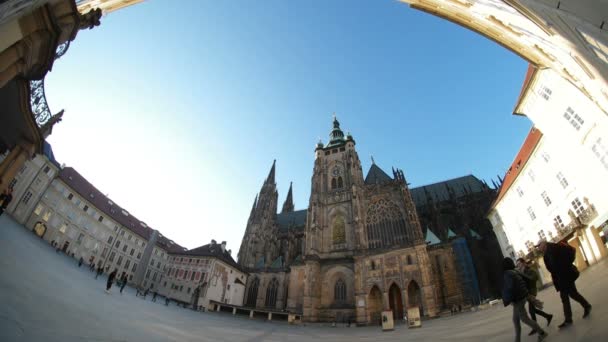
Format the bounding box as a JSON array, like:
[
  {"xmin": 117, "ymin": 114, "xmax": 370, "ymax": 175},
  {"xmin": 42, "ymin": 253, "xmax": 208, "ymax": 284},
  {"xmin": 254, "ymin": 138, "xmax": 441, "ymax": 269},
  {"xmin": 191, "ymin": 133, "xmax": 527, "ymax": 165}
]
[{"xmin": 332, "ymin": 166, "xmax": 340, "ymax": 176}]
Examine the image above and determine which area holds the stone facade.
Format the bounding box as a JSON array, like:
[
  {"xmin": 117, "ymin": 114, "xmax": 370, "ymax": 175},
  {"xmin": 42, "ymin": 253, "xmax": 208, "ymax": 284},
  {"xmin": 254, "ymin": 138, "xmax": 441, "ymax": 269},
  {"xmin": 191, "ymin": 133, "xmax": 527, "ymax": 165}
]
[{"xmin": 238, "ymin": 118, "xmax": 483, "ymax": 324}]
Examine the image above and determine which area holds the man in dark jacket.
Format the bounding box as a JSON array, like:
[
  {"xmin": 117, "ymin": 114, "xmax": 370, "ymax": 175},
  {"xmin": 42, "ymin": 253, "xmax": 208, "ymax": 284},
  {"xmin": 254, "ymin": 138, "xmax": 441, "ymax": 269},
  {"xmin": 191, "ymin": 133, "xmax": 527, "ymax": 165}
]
[
  {"xmin": 0, "ymin": 187, "xmax": 13, "ymax": 216},
  {"xmin": 539, "ymin": 241, "xmax": 591, "ymax": 328},
  {"xmin": 517, "ymin": 258, "xmax": 553, "ymax": 335},
  {"xmin": 105, "ymin": 268, "xmax": 118, "ymax": 293},
  {"xmin": 502, "ymin": 258, "xmax": 547, "ymax": 342}
]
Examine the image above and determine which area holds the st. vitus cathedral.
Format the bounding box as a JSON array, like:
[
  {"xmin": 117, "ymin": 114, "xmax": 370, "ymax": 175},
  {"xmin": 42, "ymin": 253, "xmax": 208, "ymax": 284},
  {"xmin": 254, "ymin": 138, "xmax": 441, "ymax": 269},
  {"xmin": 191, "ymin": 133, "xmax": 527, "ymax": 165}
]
[{"xmin": 237, "ymin": 117, "xmax": 501, "ymax": 324}]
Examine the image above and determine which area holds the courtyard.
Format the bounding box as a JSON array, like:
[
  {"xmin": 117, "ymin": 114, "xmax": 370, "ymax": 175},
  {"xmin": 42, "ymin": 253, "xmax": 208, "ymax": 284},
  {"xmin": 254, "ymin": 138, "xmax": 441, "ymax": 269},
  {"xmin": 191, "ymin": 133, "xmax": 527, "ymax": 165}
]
[{"xmin": 0, "ymin": 215, "xmax": 606, "ymax": 342}]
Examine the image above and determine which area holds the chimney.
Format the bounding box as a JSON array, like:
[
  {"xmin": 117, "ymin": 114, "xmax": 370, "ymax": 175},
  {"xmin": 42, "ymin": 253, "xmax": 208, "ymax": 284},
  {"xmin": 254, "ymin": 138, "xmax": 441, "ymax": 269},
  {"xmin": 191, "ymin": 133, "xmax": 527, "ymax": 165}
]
[
  {"xmin": 211, "ymin": 239, "xmax": 217, "ymax": 245},
  {"xmin": 221, "ymin": 241, "xmax": 226, "ymax": 253},
  {"xmin": 228, "ymin": 249, "xmax": 232, "ymax": 255}
]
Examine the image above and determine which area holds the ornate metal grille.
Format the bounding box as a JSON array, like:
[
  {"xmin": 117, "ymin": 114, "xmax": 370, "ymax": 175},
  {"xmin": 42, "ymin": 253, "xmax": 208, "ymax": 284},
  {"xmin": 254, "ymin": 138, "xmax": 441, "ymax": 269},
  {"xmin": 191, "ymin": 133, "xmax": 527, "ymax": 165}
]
[{"xmin": 264, "ymin": 278, "xmax": 279, "ymax": 308}]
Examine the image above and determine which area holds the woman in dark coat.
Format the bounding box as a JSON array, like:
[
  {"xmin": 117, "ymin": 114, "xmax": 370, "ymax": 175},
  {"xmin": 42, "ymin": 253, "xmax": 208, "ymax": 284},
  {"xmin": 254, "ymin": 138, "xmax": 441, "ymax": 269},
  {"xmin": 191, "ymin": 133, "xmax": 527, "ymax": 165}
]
[
  {"xmin": 502, "ymin": 258, "xmax": 547, "ymax": 342},
  {"xmin": 106, "ymin": 269, "xmax": 118, "ymax": 293}
]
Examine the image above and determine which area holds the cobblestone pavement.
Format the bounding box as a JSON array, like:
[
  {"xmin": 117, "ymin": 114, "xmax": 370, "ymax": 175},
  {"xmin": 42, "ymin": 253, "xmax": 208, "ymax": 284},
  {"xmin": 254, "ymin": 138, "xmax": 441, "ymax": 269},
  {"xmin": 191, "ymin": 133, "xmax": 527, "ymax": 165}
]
[{"xmin": 1, "ymin": 215, "xmax": 606, "ymax": 341}]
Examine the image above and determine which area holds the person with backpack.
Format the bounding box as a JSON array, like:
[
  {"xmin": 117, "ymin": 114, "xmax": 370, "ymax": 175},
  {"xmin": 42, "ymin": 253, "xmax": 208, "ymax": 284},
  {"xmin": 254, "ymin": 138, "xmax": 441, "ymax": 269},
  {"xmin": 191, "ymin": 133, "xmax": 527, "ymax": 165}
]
[
  {"xmin": 502, "ymin": 257, "xmax": 547, "ymax": 342},
  {"xmin": 516, "ymin": 258, "xmax": 553, "ymax": 335},
  {"xmin": 538, "ymin": 241, "xmax": 592, "ymax": 328}
]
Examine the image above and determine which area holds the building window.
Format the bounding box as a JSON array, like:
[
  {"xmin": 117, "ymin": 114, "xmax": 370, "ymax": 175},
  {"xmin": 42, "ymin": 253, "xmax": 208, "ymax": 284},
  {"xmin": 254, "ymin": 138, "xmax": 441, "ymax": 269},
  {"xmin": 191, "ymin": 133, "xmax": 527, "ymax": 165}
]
[
  {"xmin": 370, "ymin": 260, "xmax": 376, "ymax": 270},
  {"xmin": 227, "ymin": 284, "xmax": 231, "ymax": 290},
  {"xmin": 127, "ymin": 234, "xmax": 132, "ymax": 241},
  {"xmin": 115, "ymin": 240, "xmax": 120, "ymax": 248},
  {"xmin": 43, "ymin": 166, "xmax": 50, "ymax": 174},
  {"xmin": 150, "ymin": 259, "xmax": 154, "ymax": 266},
  {"xmin": 186, "ymin": 287, "xmax": 191, "ymax": 294},
  {"xmin": 331, "ymin": 178, "xmax": 337, "ymax": 189},
  {"xmin": 553, "ymin": 216, "xmax": 565, "ymax": 230},
  {"xmin": 107, "ymin": 236, "xmax": 113, "ymax": 244},
  {"xmin": 120, "ymin": 230, "xmax": 125, "ymax": 236},
  {"xmin": 8, "ymin": 178, "xmax": 17, "ymax": 189},
  {"xmin": 572, "ymin": 198, "xmax": 584, "ymax": 216},
  {"xmin": 591, "ymin": 137, "xmax": 608, "ymax": 170},
  {"xmin": 130, "ymin": 248, "xmax": 134, "ymax": 256},
  {"xmin": 527, "ymin": 207, "xmax": 536, "ymax": 221},
  {"xmin": 77, "ymin": 233, "xmax": 84, "ymax": 244},
  {"xmin": 183, "ymin": 271, "xmax": 188, "ymax": 280},
  {"xmin": 124, "ymin": 260, "xmax": 130, "ymax": 269},
  {"xmin": 334, "ymin": 278, "xmax": 346, "ymax": 302},
  {"xmin": 246, "ymin": 278, "xmax": 259, "ymax": 306},
  {"xmin": 98, "ymin": 215, "xmax": 103, "ymax": 222},
  {"xmin": 563, "ymin": 107, "xmax": 584, "ymax": 131},
  {"xmin": 42, "ymin": 210, "xmax": 52, "ymax": 222},
  {"xmin": 122, "ymin": 245, "xmax": 127, "ymax": 253},
  {"xmin": 83, "ymin": 205, "xmax": 88, "ymax": 212},
  {"xmin": 21, "ymin": 191, "xmax": 33, "ymax": 204},
  {"xmin": 109, "ymin": 252, "xmax": 116, "ymax": 262},
  {"xmin": 537, "ymin": 86, "xmax": 552, "ymax": 100},
  {"xmin": 117, "ymin": 256, "xmax": 123, "ymax": 266},
  {"xmin": 516, "ymin": 186, "xmax": 524, "ymax": 197},
  {"xmin": 556, "ymin": 172, "xmax": 569, "ymax": 189},
  {"xmin": 101, "ymin": 247, "xmax": 108, "ymax": 258},
  {"xmin": 152, "ymin": 272, "xmax": 157, "ymax": 282},
  {"xmin": 157, "ymin": 261, "xmax": 161, "ymax": 269},
  {"xmin": 68, "ymin": 193, "xmax": 73, "ymax": 200},
  {"xmin": 190, "ymin": 271, "xmax": 196, "ymax": 281},
  {"xmin": 541, "ymin": 152, "xmax": 550, "ymax": 162},
  {"xmin": 34, "ymin": 204, "xmax": 44, "ymax": 216},
  {"xmin": 407, "ymin": 255, "xmax": 413, "ymax": 265},
  {"xmin": 541, "ymin": 191, "xmax": 552, "ymax": 206},
  {"xmin": 528, "ymin": 170, "xmax": 535, "ymax": 182},
  {"xmin": 132, "ymin": 263, "xmax": 137, "ymax": 272},
  {"xmin": 137, "ymin": 252, "xmax": 141, "ymax": 259},
  {"xmin": 59, "ymin": 223, "xmax": 67, "ymax": 234},
  {"xmin": 146, "ymin": 269, "xmax": 151, "ymax": 279},
  {"xmin": 264, "ymin": 278, "xmax": 279, "ymax": 308}
]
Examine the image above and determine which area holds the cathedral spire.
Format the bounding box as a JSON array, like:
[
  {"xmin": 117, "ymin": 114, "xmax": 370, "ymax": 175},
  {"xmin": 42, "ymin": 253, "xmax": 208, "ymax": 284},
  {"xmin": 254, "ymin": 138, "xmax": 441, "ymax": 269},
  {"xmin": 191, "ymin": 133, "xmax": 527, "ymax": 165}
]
[
  {"xmin": 282, "ymin": 182, "xmax": 294, "ymax": 213},
  {"xmin": 265, "ymin": 159, "xmax": 276, "ymax": 185},
  {"xmin": 251, "ymin": 194, "xmax": 258, "ymax": 213}
]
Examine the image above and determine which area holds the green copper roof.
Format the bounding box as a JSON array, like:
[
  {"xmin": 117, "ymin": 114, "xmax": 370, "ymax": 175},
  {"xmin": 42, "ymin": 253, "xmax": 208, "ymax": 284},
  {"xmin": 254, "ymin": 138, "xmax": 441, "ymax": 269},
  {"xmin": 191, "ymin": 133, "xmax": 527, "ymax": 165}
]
[
  {"xmin": 425, "ymin": 228, "xmax": 441, "ymax": 246},
  {"xmin": 254, "ymin": 256, "xmax": 265, "ymax": 268},
  {"xmin": 270, "ymin": 256, "xmax": 284, "ymax": 269},
  {"xmin": 470, "ymin": 229, "xmax": 482, "ymax": 240},
  {"xmin": 447, "ymin": 228, "xmax": 457, "ymax": 238}
]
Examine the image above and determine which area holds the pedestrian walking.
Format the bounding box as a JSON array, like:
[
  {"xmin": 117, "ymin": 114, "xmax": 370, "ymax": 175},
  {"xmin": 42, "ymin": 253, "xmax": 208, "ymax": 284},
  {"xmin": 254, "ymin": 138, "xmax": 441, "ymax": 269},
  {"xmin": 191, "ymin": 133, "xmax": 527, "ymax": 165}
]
[
  {"xmin": 516, "ymin": 258, "xmax": 553, "ymax": 335},
  {"xmin": 95, "ymin": 265, "xmax": 103, "ymax": 279},
  {"xmin": 538, "ymin": 241, "xmax": 592, "ymax": 328},
  {"xmin": 105, "ymin": 268, "xmax": 118, "ymax": 293},
  {"xmin": 78, "ymin": 257, "xmax": 84, "ymax": 267},
  {"xmin": 119, "ymin": 274, "xmax": 128, "ymax": 294},
  {"xmin": 152, "ymin": 291, "xmax": 157, "ymax": 302},
  {"xmin": 0, "ymin": 187, "xmax": 13, "ymax": 217},
  {"xmin": 143, "ymin": 287, "xmax": 149, "ymax": 299},
  {"xmin": 502, "ymin": 257, "xmax": 547, "ymax": 342}
]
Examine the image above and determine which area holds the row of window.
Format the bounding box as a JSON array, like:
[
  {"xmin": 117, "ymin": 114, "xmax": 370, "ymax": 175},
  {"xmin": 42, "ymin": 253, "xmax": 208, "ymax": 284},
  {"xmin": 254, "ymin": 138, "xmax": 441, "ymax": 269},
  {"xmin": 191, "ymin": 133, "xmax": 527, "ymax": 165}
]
[{"xmin": 527, "ymin": 197, "xmax": 584, "ymax": 222}]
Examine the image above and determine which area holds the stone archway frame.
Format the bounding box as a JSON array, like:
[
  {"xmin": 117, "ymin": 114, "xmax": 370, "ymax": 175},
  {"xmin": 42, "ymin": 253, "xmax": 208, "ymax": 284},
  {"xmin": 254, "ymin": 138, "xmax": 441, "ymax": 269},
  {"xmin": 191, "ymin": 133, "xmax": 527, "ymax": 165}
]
[
  {"xmin": 366, "ymin": 284, "xmax": 384, "ymax": 325},
  {"xmin": 387, "ymin": 281, "xmax": 404, "ymax": 320},
  {"xmin": 406, "ymin": 279, "xmax": 423, "ymax": 315},
  {"xmin": 33, "ymin": 221, "xmax": 47, "ymax": 237},
  {"xmin": 321, "ymin": 264, "xmax": 355, "ymax": 308}
]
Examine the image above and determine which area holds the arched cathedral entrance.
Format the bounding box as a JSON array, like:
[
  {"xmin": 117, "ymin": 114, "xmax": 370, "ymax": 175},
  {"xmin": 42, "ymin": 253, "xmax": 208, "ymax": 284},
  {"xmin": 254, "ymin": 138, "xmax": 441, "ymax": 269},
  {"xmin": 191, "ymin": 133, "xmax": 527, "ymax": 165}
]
[
  {"xmin": 388, "ymin": 283, "xmax": 403, "ymax": 320},
  {"xmin": 367, "ymin": 285, "xmax": 383, "ymax": 325}
]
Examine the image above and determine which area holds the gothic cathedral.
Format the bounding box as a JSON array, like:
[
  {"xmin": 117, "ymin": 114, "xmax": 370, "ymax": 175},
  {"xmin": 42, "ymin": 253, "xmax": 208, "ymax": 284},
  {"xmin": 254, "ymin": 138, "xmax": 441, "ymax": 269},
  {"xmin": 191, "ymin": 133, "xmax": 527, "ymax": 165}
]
[{"xmin": 237, "ymin": 117, "xmax": 468, "ymax": 324}]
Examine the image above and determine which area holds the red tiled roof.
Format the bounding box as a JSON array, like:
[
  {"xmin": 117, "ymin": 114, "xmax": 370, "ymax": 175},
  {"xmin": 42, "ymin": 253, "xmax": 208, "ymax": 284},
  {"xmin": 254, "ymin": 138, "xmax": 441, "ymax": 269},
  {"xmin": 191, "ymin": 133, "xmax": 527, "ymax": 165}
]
[
  {"xmin": 491, "ymin": 127, "xmax": 543, "ymax": 208},
  {"xmin": 58, "ymin": 167, "xmax": 185, "ymax": 253},
  {"xmin": 513, "ymin": 64, "xmax": 538, "ymax": 116}
]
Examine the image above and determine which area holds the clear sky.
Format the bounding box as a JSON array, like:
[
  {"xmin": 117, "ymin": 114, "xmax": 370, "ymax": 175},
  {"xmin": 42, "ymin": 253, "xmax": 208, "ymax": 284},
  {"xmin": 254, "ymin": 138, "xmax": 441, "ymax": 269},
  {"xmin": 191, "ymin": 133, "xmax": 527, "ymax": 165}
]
[{"xmin": 45, "ymin": 0, "xmax": 531, "ymax": 252}]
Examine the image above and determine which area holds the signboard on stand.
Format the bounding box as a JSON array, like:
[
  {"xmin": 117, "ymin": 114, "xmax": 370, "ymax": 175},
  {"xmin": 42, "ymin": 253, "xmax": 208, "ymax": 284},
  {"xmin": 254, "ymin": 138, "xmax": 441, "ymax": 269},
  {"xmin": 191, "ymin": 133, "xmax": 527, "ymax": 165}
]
[
  {"xmin": 407, "ymin": 306, "xmax": 421, "ymax": 328},
  {"xmin": 381, "ymin": 310, "xmax": 394, "ymax": 331}
]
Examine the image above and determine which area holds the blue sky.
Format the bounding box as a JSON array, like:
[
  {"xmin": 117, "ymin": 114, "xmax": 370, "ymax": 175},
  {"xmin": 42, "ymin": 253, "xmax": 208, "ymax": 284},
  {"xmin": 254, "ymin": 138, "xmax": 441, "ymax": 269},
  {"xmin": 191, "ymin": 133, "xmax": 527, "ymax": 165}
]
[{"xmin": 45, "ymin": 0, "xmax": 531, "ymax": 251}]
